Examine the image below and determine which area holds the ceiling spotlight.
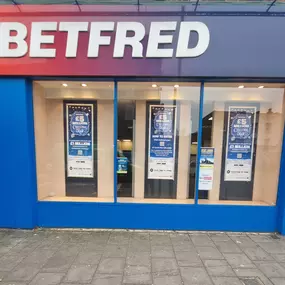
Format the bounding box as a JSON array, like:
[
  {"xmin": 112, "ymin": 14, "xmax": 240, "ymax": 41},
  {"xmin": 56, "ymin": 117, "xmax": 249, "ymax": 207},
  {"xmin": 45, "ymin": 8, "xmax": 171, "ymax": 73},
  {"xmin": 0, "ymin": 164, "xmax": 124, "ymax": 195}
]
[
  {"xmin": 258, "ymin": 85, "xmax": 264, "ymax": 88},
  {"xmin": 238, "ymin": 85, "xmax": 244, "ymax": 89},
  {"xmin": 81, "ymin": 83, "xmax": 87, "ymax": 87},
  {"xmin": 152, "ymin": 84, "xmax": 157, "ymax": 88},
  {"xmin": 208, "ymin": 117, "xmax": 213, "ymax": 121},
  {"xmin": 62, "ymin": 83, "xmax": 68, "ymax": 87},
  {"xmin": 174, "ymin": 84, "xmax": 179, "ymax": 88}
]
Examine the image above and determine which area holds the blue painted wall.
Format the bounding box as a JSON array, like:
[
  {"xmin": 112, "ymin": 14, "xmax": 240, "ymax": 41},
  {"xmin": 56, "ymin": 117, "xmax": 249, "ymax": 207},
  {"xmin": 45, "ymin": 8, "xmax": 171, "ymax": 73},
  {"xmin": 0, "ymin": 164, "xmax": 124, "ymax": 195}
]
[
  {"xmin": 0, "ymin": 78, "xmax": 37, "ymax": 229},
  {"xmin": 38, "ymin": 202, "xmax": 277, "ymax": 232}
]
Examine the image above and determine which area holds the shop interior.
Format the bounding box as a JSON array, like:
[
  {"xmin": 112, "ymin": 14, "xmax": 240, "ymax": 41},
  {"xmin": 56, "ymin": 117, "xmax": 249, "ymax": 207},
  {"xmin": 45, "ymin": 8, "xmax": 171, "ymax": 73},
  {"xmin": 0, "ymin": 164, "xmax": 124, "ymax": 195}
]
[{"xmin": 33, "ymin": 81, "xmax": 285, "ymax": 206}]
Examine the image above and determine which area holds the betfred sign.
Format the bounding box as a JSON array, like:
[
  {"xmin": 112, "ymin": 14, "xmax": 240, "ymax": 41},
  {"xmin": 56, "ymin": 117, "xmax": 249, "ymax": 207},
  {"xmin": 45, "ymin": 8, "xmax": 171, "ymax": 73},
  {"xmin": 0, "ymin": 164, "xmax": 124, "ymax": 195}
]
[{"xmin": 0, "ymin": 21, "xmax": 210, "ymax": 58}]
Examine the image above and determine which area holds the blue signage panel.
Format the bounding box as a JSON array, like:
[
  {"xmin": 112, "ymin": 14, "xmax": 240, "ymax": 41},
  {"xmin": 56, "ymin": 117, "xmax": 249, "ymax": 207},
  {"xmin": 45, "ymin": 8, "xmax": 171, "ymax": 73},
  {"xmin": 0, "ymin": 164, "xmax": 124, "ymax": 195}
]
[
  {"xmin": 148, "ymin": 105, "xmax": 177, "ymax": 180},
  {"xmin": 67, "ymin": 104, "xmax": 94, "ymax": 178},
  {"xmin": 224, "ymin": 106, "xmax": 256, "ymax": 181},
  {"xmin": 117, "ymin": 157, "xmax": 128, "ymax": 174}
]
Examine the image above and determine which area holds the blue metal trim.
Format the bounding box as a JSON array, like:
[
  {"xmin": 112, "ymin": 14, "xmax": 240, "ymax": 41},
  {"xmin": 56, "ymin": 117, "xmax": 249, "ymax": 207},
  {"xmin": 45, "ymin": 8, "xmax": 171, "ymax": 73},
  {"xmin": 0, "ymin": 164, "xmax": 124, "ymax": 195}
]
[
  {"xmin": 276, "ymin": 119, "xmax": 285, "ymax": 234},
  {"xmin": 194, "ymin": 82, "xmax": 204, "ymax": 204},
  {"xmin": 114, "ymin": 80, "xmax": 118, "ymax": 204}
]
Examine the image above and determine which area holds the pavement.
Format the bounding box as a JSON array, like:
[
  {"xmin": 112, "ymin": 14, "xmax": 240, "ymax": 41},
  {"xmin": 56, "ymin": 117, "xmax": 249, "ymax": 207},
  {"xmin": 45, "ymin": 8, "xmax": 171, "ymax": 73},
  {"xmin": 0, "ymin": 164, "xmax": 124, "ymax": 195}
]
[{"xmin": 0, "ymin": 230, "xmax": 285, "ymax": 285}]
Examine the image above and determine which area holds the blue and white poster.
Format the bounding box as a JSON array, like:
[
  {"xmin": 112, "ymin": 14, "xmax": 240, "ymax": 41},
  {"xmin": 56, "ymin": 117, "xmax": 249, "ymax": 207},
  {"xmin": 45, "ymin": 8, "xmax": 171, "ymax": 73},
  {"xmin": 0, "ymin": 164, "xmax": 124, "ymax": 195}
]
[
  {"xmin": 224, "ymin": 106, "xmax": 256, "ymax": 182},
  {"xmin": 199, "ymin": 147, "xmax": 215, "ymax": 190},
  {"xmin": 117, "ymin": 157, "xmax": 128, "ymax": 174},
  {"xmin": 148, "ymin": 105, "xmax": 177, "ymax": 180},
  {"xmin": 67, "ymin": 104, "xmax": 94, "ymax": 178}
]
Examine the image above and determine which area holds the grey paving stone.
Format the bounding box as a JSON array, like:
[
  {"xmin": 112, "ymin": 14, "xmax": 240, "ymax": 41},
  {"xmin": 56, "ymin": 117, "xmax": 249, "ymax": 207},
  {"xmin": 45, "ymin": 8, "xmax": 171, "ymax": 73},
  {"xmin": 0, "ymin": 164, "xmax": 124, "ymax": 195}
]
[
  {"xmin": 83, "ymin": 243, "xmax": 106, "ymax": 252},
  {"xmin": 175, "ymin": 251, "xmax": 203, "ymax": 267},
  {"xmin": 8, "ymin": 242, "xmax": 38, "ymax": 255},
  {"xmin": 64, "ymin": 264, "xmax": 97, "ymax": 283},
  {"xmin": 180, "ymin": 266, "xmax": 213, "ymax": 285},
  {"xmin": 0, "ymin": 271, "xmax": 8, "ymax": 281},
  {"xmin": 204, "ymin": 260, "xmax": 229, "ymax": 267},
  {"xmin": 191, "ymin": 234, "xmax": 215, "ymax": 247},
  {"xmin": 92, "ymin": 274, "xmax": 123, "ymax": 285},
  {"xmin": 230, "ymin": 236, "xmax": 258, "ymax": 248},
  {"xmin": 211, "ymin": 277, "xmax": 243, "ymax": 285},
  {"xmin": 124, "ymin": 265, "xmax": 151, "ymax": 275},
  {"xmin": 243, "ymin": 247, "xmax": 274, "ymax": 261},
  {"xmin": 153, "ymin": 274, "xmax": 183, "ymax": 285},
  {"xmin": 126, "ymin": 252, "xmax": 151, "ymax": 266},
  {"xmin": 152, "ymin": 258, "xmax": 179, "ymax": 276},
  {"xmin": 41, "ymin": 253, "xmax": 75, "ymax": 273},
  {"xmin": 170, "ymin": 233, "xmax": 190, "ymax": 243},
  {"xmin": 151, "ymin": 246, "xmax": 174, "ymax": 258},
  {"xmin": 196, "ymin": 246, "xmax": 224, "ymax": 260},
  {"xmin": 258, "ymin": 242, "xmax": 285, "ymax": 254},
  {"xmin": 215, "ymin": 241, "xmax": 242, "ymax": 253},
  {"xmin": 224, "ymin": 253, "xmax": 255, "ymax": 269},
  {"xmin": 3, "ymin": 263, "xmax": 41, "ymax": 282},
  {"xmin": 0, "ymin": 246, "xmax": 13, "ymax": 255},
  {"xmin": 123, "ymin": 273, "xmax": 152, "ymax": 284},
  {"xmin": 97, "ymin": 258, "xmax": 125, "ymax": 274},
  {"xmin": 0, "ymin": 283, "xmax": 27, "ymax": 285},
  {"xmin": 108, "ymin": 233, "xmax": 130, "ymax": 245},
  {"xmin": 128, "ymin": 241, "xmax": 151, "ymax": 253},
  {"xmin": 248, "ymin": 234, "xmax": 274, "ymax": 243},
  {"xmin": 255, "ymin": 261, "xmax": 285, "ymax": 278},
  {"xmin": 131, "ymin": 233, "xmax": 150, "ymax": 241},
  {"xmin": 29, "ymin": 273, "xmax": 65, "ymax": 285},
  {"xmin": 272, "ymin": 255, "xmax": 285, "ymax": 263},
  {"xmin": 150, "ymin": 234, "xmax": 171, "ymax": 245},
  {"xmin": 209, "ymin": 234, "xmax": 232, "ymax": 242},
  {"xmin": 271, "ymin": 278, "xmax": 285, "ymax": 285},
  {"xmin": 0, "ymin": 254, "xmax": 25, "ymax": 271},
  {"xmin": 206, "ymin": 266, "xmax": 236, "ymax": 277},
  {"xmin": 173, "ymin": 243, "xmax": 195, "ymax": 252},
  {"xmin": 103, "ymin": 245, "xmax": 128, "ymax": 258},
  {"xmin": 58, "ymin": 244, "xmax": 83, "ymax": 256},
  {"xmin": 75, "ymin": 251, "xmax": 102, "ymax": 265},
  {"xmin": 22, "ymin": 250, "xmax": 55, "ymax": 265},
  {"xmin": 234, "ymin": 268, "xmax": 272, "ymax": 285}
]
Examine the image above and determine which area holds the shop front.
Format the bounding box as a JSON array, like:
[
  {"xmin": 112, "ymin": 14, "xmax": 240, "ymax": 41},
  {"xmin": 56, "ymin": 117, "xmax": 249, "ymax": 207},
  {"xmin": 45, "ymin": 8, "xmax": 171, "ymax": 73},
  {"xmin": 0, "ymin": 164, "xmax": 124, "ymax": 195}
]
[{"xmin": 1, "ymin": 5, "xmax": 285, "ymax": 233}]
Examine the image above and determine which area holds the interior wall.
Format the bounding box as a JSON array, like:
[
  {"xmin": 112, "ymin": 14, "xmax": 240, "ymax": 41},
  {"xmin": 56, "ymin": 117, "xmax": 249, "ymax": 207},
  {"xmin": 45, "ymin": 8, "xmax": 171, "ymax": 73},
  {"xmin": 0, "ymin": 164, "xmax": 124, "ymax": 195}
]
[
  {"xmin": 97, "ymin": 100, "xmax": 114, "ymax": 198},
  {"xmin": 253, "ymin": 99, "xmax": 285, "ymax": 205},
  {"xmin": 133, "ymin": 101, "xmax": 146, "ymax": 199},
  {"xmin": 33, "ymin": 83, "xmax": 65, "ymax": 199},
  {"xmin": 177, "ymin": 102, "xmax": 191, "ymax": 199}
]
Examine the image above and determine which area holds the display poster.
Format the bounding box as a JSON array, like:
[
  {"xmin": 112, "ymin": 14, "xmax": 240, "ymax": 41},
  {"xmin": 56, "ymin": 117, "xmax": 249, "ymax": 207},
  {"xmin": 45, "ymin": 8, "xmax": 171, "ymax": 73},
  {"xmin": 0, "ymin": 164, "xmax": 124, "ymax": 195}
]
[
  {"xmin": 199, "ymin": 147, "xmax": 215, "ymax": 191},
  {"xmin": 67, "ymin": 104, "xmax": 94, "ymax": 178},
  {"xmin": 117, "ymin": 157, "xmax": 128, "ymax": 174},
  {"xmin": 224, "ymin": 106, "xmax": 256, "ymax": 182},
  {"xmin": 148, "ymin": 105, "xmax": 177, "ymax": 180}
]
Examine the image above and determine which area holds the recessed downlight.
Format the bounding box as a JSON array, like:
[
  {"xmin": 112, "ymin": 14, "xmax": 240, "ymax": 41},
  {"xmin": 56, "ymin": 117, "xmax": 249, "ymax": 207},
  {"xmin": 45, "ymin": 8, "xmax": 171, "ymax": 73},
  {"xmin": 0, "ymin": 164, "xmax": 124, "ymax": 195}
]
[
  {"xmin": 152, "ymin": 84, "xmax": 157, "ymax": 88},
  {"xmin": 238, "ymin": 85, "xmax": 244, "ymax": 89},
  {"xmin": 81, "ymin": 83, "xmax": 87, "ymax": 87},
  {"xmin": 174, "ymin": 84, "xmax": 179, "ymax": 88},
  {"xmin": 62, "ymin": 83, "xmax": 68, "ymax": 87},
  {"xmin": 258, "ymin": 85, "xmax": 264, "ymax": 88}
]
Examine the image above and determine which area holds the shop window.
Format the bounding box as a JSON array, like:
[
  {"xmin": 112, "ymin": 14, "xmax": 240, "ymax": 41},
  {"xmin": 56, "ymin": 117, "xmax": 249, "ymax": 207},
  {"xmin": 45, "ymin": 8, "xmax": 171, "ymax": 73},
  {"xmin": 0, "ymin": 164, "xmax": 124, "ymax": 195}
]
[
  {"xmin": 33, "ymin": 81, "xmax": 114, "ymax": 202},
  {"xmin": 198, "ymin": 83, "xmax": 285, "ymax": 205},
  {"xmin": 117, "ymin": 82, "xmax": 200, "ymax": 204}
]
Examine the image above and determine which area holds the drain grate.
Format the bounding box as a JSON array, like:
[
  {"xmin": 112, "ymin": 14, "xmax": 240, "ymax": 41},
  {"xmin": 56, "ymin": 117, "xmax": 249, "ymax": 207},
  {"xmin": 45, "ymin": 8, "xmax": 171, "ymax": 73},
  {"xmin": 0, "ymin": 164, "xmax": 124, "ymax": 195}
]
[{"xmin": 240, "ymin": 277, "xmax": 264, "ymax": 285}]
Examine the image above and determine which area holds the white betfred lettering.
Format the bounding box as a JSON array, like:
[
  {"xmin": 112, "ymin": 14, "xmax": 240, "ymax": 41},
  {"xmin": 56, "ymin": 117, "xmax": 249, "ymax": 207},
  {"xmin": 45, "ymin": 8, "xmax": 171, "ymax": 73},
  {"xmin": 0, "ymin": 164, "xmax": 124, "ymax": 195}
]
[
  {"xmin": 59, "ymin": 22, "xmax": 88, "ymax": 57},
  {"xmin": 0, "ymin": 22, "xmax": 28, "ymax": 57},
  {"xmin": 30, "ymin": 22, "xmax": 57, "ymax": 57},
  {"xmin": 113, "ymin": 22, "xmax": 145, "ymax": 58},
  {"xmin": 87, "ymin": 22, "xmax": 114, "ymax": 57},
  {"xmin": 176, "ymin": 22, "xmax": 210, "ymax": 57},
  {"xmin": 146, "ymin": 22, "xmax": 177, "ymax": 58}
]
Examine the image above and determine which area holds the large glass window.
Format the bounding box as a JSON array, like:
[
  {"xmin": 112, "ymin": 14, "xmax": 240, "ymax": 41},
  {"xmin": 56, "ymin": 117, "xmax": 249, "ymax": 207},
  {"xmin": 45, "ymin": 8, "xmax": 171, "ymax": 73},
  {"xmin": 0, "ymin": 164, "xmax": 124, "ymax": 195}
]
[
  {"xmin": 33, "ymin": 81, "xmax": 114, "ymax": 202},
  {"xmin": 198, "ymin": 83, "xmax": 285, "ymax": 205},
  {"xmin": 117, "ymin": 82, "xmax": 200, "ymax": 204}
]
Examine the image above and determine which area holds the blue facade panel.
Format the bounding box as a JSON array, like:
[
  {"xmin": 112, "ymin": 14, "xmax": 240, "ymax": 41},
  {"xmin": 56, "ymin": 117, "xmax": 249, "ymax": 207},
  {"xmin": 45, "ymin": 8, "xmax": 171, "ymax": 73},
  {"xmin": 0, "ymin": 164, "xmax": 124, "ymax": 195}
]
[{"xmin": 0, "ymin": 78, "xmax": 37, "ymax": 229}]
